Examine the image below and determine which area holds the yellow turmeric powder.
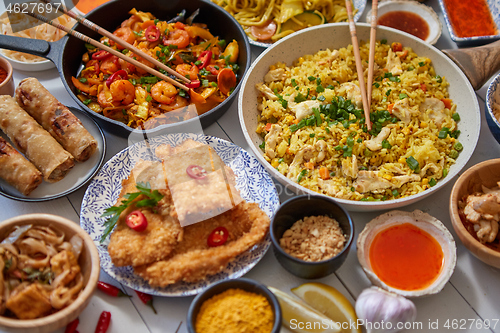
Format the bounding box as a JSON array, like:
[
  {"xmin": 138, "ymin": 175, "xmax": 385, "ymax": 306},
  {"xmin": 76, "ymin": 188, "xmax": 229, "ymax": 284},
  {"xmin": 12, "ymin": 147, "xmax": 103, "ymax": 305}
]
[{"xmin": 195, "ymin": 288, "xmax": 274, "ymax": 333}]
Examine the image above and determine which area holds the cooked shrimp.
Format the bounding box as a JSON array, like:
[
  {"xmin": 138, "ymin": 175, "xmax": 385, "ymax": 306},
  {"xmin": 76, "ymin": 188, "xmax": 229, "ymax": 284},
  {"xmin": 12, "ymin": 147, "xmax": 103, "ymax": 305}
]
[
  {"xmin": 175, "ymin": 63, "xmax": 199, "ymax": 80},
  {"xmin": 121, "ymin": 15, "xmax": 141, "ymax": 31},
  {"xmin": 113, "ymin": 27, "xmax": 136, "ymax": 50},
  {"xmin": 100, "ymin": 56, "xmax": 119, "ymax": 74},
  {"xmin": 110, "ymin": 80, "xmax": 135, "ymax": 105},
  {"xmin": 163, "ymin": 29, "xmax": 190, "ymax": 48},
  {"xmin": 151, "ymin": 81, "xmax": 177, "ymax": 104}
]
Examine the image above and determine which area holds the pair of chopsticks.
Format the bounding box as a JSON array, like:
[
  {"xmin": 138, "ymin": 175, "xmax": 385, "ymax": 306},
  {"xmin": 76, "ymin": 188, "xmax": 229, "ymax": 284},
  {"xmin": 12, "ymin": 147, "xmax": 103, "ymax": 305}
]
[
  {"xmin": 27, "ymin": 1, "xmax": 191, "ymax": 91},
  {"xmin": 345, "ymin": 0, "xmax": 378, "ymax": 131}
]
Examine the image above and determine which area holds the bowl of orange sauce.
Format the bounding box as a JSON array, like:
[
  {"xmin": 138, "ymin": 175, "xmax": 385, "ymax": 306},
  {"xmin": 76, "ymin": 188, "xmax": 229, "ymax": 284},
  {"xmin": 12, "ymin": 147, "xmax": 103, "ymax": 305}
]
[
  {"xmin": 0, "ymin": 56, "xmax": 14, "ymax": 96},
  {"xmin": 357, "ymin": 210, "xmax": 456, "ymax": 297},
  {"xmin": 438, "ymin": 0, "xmax": 500, "ymax": 46}
]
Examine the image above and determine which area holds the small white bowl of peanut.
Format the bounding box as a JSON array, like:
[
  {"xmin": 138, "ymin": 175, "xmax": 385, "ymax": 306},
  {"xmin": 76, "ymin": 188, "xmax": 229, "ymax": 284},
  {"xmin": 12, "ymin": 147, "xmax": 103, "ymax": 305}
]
[{"xmin": 270, "ymin": 195, "xmax": 354, "ymax": 279}]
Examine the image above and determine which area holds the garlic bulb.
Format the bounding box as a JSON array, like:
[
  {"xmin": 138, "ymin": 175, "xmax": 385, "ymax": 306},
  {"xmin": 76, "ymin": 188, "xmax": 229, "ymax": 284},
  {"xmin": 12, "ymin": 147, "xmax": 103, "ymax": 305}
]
[{"xmin": 355, "ymin": 287, "xmax": 417, "ymax": 333}]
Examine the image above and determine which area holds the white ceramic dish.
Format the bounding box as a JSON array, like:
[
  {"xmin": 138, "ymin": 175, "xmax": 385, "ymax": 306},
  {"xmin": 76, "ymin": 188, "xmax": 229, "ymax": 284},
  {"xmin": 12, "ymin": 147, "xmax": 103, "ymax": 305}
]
[
  {"xmin": 238, "ymin": 23, "xmax": 480, "ymax": 212},
  {"xmin": 366, "ymin": 0, "xmax": 442, "ymax": 45},
  {"xmin": 247, "ymin": 0, "xmax": 367, "ymax": 48},
  {"xmin": 80, "ymin": 133, "xmax": 280, "ymax": 296},
  {"xmin": 0, "ymin": 106, "xmax": 106, "ymax": 201},
  {"xmin": 357, "ymin": 210, "xmax": 456, "ymax": 298},
  {"xmin": 0, "ymin": 50, "xmax": 55, "ymax": 72}
]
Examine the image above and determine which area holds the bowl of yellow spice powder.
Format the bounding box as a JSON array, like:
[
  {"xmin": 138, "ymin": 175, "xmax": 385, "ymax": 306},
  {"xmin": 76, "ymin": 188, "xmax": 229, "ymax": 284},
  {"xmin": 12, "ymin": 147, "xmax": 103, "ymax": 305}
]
[{"xmin": 187, "ymin": 278, "xmax": 282, "ymax": 333}]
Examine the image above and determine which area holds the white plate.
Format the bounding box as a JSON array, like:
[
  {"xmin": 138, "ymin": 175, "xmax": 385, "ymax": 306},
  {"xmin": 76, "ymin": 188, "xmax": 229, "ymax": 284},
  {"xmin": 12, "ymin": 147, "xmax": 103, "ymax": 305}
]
[
  {"xmin": 238, "ymin": 24, "xmax": 481, "ymax": 212},
  {"xmin": 80, "ymin": 133, "xmax": 280, "ymax": 296},
  {"xmin": 249, "ymin": 0, "xmax": 367, "ymax": 48},
  {"xmin": 0, "ymin": 106, "xmax": 106, "ymax": 201}
]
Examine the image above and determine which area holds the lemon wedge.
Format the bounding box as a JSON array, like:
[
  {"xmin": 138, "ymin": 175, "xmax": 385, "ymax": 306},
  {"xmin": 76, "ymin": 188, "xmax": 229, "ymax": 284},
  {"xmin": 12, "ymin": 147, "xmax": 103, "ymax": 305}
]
[
  {"xmin": 291, "ymin": 283, "xmax": 361, "ymax": 333},
  {"xmin": 268, "ymin": 286, "xmax": 341, "ymax": 333}
]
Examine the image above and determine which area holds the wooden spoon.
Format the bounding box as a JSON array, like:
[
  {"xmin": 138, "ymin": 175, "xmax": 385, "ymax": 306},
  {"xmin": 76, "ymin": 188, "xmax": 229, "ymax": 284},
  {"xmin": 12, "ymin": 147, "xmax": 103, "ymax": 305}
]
[{"xmin": 442, "ymin": 40, "xmax": 500, "ymax": 91}]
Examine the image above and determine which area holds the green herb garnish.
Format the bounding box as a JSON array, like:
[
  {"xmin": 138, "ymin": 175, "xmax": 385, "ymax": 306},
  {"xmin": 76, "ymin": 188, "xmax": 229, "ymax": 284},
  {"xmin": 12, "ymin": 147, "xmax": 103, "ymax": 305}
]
[{"xmin": 100, "ymin": 182, "xmax": 164, "ymax": 243}]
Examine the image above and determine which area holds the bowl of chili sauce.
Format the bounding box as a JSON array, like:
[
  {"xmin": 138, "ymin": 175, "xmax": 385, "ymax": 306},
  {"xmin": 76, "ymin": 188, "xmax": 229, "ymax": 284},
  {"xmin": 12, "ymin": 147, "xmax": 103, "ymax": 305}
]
[
  {"xmin": 439, "ymin": 0, "xmax": 500, "ymax": 46},
  {"xmin": 0, "ymin": 57, "xmax": 14, "ymax": 96},
  {"xmin": 366, "ymin": 0, "xmax": 442, "ymax": 45}
]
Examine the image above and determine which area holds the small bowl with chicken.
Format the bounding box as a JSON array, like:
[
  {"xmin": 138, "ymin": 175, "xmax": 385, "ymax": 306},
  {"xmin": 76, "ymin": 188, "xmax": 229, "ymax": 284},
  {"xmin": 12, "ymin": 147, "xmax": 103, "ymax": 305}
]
[
  {"xmin": 449, "ymin": 158, "xmax": 500, "ymax": 268},
  {"xmin": 0, "ymin": 214, "xmax": 99, "ymax": 333}
]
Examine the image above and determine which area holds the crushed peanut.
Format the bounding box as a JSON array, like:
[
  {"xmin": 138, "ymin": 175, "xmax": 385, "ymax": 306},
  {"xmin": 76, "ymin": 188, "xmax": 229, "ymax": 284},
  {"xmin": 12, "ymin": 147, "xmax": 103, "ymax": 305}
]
[{"xmin": 279, "ymin": 215, "xmax": 346, "ymax": 262}]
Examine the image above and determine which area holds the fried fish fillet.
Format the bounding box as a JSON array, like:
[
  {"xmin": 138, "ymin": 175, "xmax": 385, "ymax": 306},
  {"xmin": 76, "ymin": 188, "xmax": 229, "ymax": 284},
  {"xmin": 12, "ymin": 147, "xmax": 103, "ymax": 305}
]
[
  {"xmin": 107, "ymin": 160, "xmax": 183, "ymax": 267},
  {"xmin": 134, "ymin": 201, "xmax": 269, "ymax": 286}
]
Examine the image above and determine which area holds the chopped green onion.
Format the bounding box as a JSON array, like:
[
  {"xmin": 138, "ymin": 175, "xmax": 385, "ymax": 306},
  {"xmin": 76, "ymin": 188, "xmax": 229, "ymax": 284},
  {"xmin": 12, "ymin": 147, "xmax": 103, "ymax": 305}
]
[
  {"xmin": 79, "ymin": 78, "xmax": 87, "ymax": 83},
  {"xmin": 449, "ymin": 149, "xmax": 459, "ymax": 159},
  {"xmin": 381, "ymin": 139, "xmax": 392, "ymax": 149},
  {"xmin": 453, "ymin": 142, "xmax": 463, "ymax": 151},
  {"xmin": 452, "ymin": 113, "xmax": 460, "ymax": 121},
  {"xmin": 406, "ymin": 156, "xmax": 420, "ymax": 172},
  {"xmin": 298, "ymin": 169, "xmax": 307, "ymax": 182},
  {"xmin": 392, "ymin": 189, "xmax": 399, "ymax": 197},
  {"xmin": 386, "ymin": 89, "xmax": 392, "ymax": 96},
  {"xmin": 429, "ymin": 178, "xmax": 437, "ymax": 187},
  {"xmin": 310, "ymin": 133, "xmax": 316, "ymax": 138},
  {"xmin": 308, "ymin": 76, "xmax": 316, "ymax": 81},
  {"xmin": 399, "ymin": 93, "xmax": 408, "ymax": 100},
  {"xmin": 443, "ymin": 168, "xmax": 448, "ymax": 177}
]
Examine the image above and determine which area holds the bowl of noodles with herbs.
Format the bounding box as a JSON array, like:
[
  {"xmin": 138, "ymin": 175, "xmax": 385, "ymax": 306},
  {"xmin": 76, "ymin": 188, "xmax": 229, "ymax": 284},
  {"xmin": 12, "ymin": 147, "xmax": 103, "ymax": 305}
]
[{"xmin": 238, "ymin": 23, "xmax": 480, "ymax": 212}]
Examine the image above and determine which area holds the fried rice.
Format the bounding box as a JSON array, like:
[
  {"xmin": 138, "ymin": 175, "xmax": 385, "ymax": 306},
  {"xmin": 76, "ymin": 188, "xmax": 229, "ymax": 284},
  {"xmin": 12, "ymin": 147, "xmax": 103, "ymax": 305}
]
[{"xmin": 255, "ymin": 40, "xmax": 462, "ymax": 201}]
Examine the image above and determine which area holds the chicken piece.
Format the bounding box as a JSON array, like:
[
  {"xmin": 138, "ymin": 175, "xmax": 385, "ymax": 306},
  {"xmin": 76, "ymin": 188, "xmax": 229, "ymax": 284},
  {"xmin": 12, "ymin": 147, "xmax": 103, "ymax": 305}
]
[
  {"xmin": 475, "ymin": 220, "xmax": 499, "ymax": 243},
  {"xmin": 391, "ymin": 98, "xmax": 418, "ymax": 124},
  {"xmin": 264, "ymin": 68, "xmax": 288, "ymax": 83},
  {"xmin": 286, "ymin": 145, "xmax": 315, "ymax": 181},
  {"xmin": 6, "ymin": 284, "xmax": 52, "ymax": 319},
  {"xmin": 317, "ymin": 179, "xmax": 339, "ymax": 197},
  {"xmin": 256, "ymin": 83, "xmax": 277, "ymax": 100},
  {"xmin": 342, "ymin": 155, "xmax": 358, "ymax": 178},
  {"xmin": 419, "ymin": 97, "xmax": 446, "ymax": 126},
  {"xmin": 464, "ymin": 195, "xmax": 483, "ymax": 223},
  {"xmin": 385, "ymin": 48, "xmax": 403, "ymax": 76},
  {"xmin": 50, "ymin": 250, "xmax": 80, "ymax": 285},
  {"xmin": 315, "ymin": 140, "xmax": 327, "ymax": 162},
  {"xmin": 472, "ymin": 193, "xmax": 500, "ymax": 216},
  {"xmin": 290, "ymin": 100, "xmax": 321, "ymax": 121},
  {"xmin": 265, "ymin": 124, "xmax": 282, "ymax": 159},
  {"xmin": 318, "ymin": 50, "xmax": 339, "ymax": 66},
  {"xmin": 354, "ymin": 171, "xmax": 420, "ymax": 193},
  {"xmin": 365, "ymin": 126, "xmax": 392, "ymax": 151},
  {"xmin": 340, "ymin": 82, "xmax": 362, "ymax": 109},
  {"xmin": 134, "ymin": 202, "xmax": 270, "ymax": 286}
]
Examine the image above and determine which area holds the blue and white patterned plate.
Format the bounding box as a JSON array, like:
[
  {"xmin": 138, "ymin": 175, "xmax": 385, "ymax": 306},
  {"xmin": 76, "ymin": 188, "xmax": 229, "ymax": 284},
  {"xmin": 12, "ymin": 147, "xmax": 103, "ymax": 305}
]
[
  {"xmin": 438, "ymin": 0, "xmax": 500, "ymax": 46},
  {"xmin": 80, "ymin": 133, "xmax": 280, "ymax": 297}
]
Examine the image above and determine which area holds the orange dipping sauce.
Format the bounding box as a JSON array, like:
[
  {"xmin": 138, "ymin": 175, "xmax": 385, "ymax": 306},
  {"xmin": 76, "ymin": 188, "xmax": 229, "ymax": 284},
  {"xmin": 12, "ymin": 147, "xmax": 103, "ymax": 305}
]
[
  {"xmin": 377, "ymin": 11, "xmax": 430, "ymax": 41},
  {"xmin": 0, "ymin": 66, "xmax": 7, "ymax": 84},
  {"xmin": 442, "ymin": 0, "xmax": 498, "ymax": 38},
  {"xmin": 73, "ymin": 0, "xmax": 111, "ymax": 14},
  {"xmin": 369, "ymin": 223, "xmax": 443, "ymax": 291}
]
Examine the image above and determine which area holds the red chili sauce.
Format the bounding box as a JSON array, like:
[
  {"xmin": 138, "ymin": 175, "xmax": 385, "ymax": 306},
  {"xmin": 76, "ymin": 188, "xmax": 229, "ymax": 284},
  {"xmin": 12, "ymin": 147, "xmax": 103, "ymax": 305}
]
[
  {"xmin": 0, "ymin": 66, "xmax": 7, "ymax": 84},
  {"xmin": 377, "ymin": 11, "xmax": 429, "ymax": 41},
  {"xmin": 369, "ymin": 223, "xmax": 444, "ymax": 291},
  {"xmin": 442, "ymin": 0, "xmax": 498, "ymax": 38}
]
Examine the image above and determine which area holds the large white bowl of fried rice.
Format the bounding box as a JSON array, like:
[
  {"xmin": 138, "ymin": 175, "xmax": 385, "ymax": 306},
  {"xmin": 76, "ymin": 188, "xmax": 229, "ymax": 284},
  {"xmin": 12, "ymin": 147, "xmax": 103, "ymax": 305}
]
[{"xmin": 239, "ymin": 23, "xmax": 480, "ymax": 212}]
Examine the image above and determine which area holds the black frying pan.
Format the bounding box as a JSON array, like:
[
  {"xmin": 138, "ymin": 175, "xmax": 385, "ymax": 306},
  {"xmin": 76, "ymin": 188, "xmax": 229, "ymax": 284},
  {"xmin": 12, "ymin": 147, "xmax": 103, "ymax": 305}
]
[{"xmin": 0, "ymin": 0, "xmax": 251, "ymax": 137}]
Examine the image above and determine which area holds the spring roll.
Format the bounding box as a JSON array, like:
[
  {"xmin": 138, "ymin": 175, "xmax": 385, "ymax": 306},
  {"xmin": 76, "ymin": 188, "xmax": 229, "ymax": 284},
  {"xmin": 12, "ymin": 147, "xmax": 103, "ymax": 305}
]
[
  {"xmin": 0, "ymin": 137, "xmax": 42, "ymax": 195},
  {"xmin": 16, "ymin": 77, "xmax": 97, "ymax": 162},
  {"xmin": 0, "ymin": 96, "xmax": 75, "ymax": 183}
]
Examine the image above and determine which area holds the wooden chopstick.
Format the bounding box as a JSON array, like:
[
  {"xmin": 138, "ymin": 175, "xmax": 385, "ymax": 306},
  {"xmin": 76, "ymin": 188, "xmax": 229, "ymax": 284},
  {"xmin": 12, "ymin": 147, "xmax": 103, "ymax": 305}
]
[
  {"xmin": 345, "ymin": 0, "xmax": 371, "ymax": 131},
  {"xmin": 367, "ymin": 0, "xmax": 378, "ymax": 108},
  {"xmin": 41, "ymin": 0, "xmax": 191, "ymax": 84},
  {"xmin": 25, "ymin": 12, "xmax": 190, "ymax": 91}
]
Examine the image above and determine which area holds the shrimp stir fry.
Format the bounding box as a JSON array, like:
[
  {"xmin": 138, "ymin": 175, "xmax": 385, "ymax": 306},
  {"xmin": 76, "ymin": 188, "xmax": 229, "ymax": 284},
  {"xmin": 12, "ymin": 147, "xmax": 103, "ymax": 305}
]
[{"xmin": 72, "ymin": 8, "xmax": 240, "ymax": 129}]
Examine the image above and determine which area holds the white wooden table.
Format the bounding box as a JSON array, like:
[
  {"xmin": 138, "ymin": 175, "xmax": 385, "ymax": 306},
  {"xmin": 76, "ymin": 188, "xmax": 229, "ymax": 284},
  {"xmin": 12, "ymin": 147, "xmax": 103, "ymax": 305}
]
[{"xmin": 1, "ymin": 0, "xmax": 499, "ymax": 332}]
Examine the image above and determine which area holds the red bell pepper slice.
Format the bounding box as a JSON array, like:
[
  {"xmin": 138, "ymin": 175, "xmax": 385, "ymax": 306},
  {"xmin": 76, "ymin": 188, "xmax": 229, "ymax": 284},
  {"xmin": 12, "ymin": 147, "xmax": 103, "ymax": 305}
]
[
  {"xmin": 145, "ymin": 25, "xmax": 160, "ymax": 42},
  {"xmin": 197, "ymin": 50, "xmax": 212, "ymax": 69},
  {"xmin": 105, "ymin": 69, "xmax": 129, "ymax": 88},
  {"xmin": 208, "ymin": 226, "xmax": 229, "ymax": 247},
  {"xmin": 92, "ymin": 50, "xmax": 112, "ymax": 61},
  {"xmin": 125, "ymin": 210, "xmax": 148, "ymax": 232}
]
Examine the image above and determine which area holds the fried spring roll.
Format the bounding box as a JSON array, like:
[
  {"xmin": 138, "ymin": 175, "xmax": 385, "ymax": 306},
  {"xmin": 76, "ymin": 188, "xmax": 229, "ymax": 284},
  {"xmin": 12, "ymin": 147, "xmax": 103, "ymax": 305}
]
[
  {"xmin": 0, "ymin": 96, "xmax": 75, "ymax": 183},
  {"xmin": 16, "ymin": 77, "xmax": 97, "ymax": 162},
  {"xmin": 0, "ymin": 137, "xmax": 42, "ymax": 195}
]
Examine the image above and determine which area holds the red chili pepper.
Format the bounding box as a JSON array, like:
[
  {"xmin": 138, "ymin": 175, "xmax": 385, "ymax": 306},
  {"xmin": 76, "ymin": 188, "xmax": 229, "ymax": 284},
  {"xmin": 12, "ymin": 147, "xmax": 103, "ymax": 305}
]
[
  {"xmin": 105, "ymin": 69, "xmax": 128, "ymax": 88},
  {"xmin": 135, "ymin": 290, "xmax": 157, "ymax": 314},
  {"xmin": 125, "ymin": 210, "xmax": 148, "ymax": 232},
  {"xmin": 207, "ymin": 226, "xmax": 229, "ymax": 247},
  {"xmin": 94, "ymin": 311, "xmax": 111, "ymax": 333},
  {"xmin": 197, "ymin": 51, "xmax": 212, "ymax": 69},
  {"xmin": 145, "ymin": 25, "xmax": 160, "ymax": 42},
  {"xmin": 65, "ymin": 318, "xmax": 79, "ymax": 333},
  {"xmin": 92, "ymin": 50, "xmax": 112, "ymax": 61},
  {"xmin": 97, "ymin": 281, "xmax": 131, "ymax": 297},
  {"xmin": 185, "ymin": 80, "xmax": 201, "ymax": 89},
  {"xmin": 186, "ymin": 165, "xmax": 208, "ymax": 179}
]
